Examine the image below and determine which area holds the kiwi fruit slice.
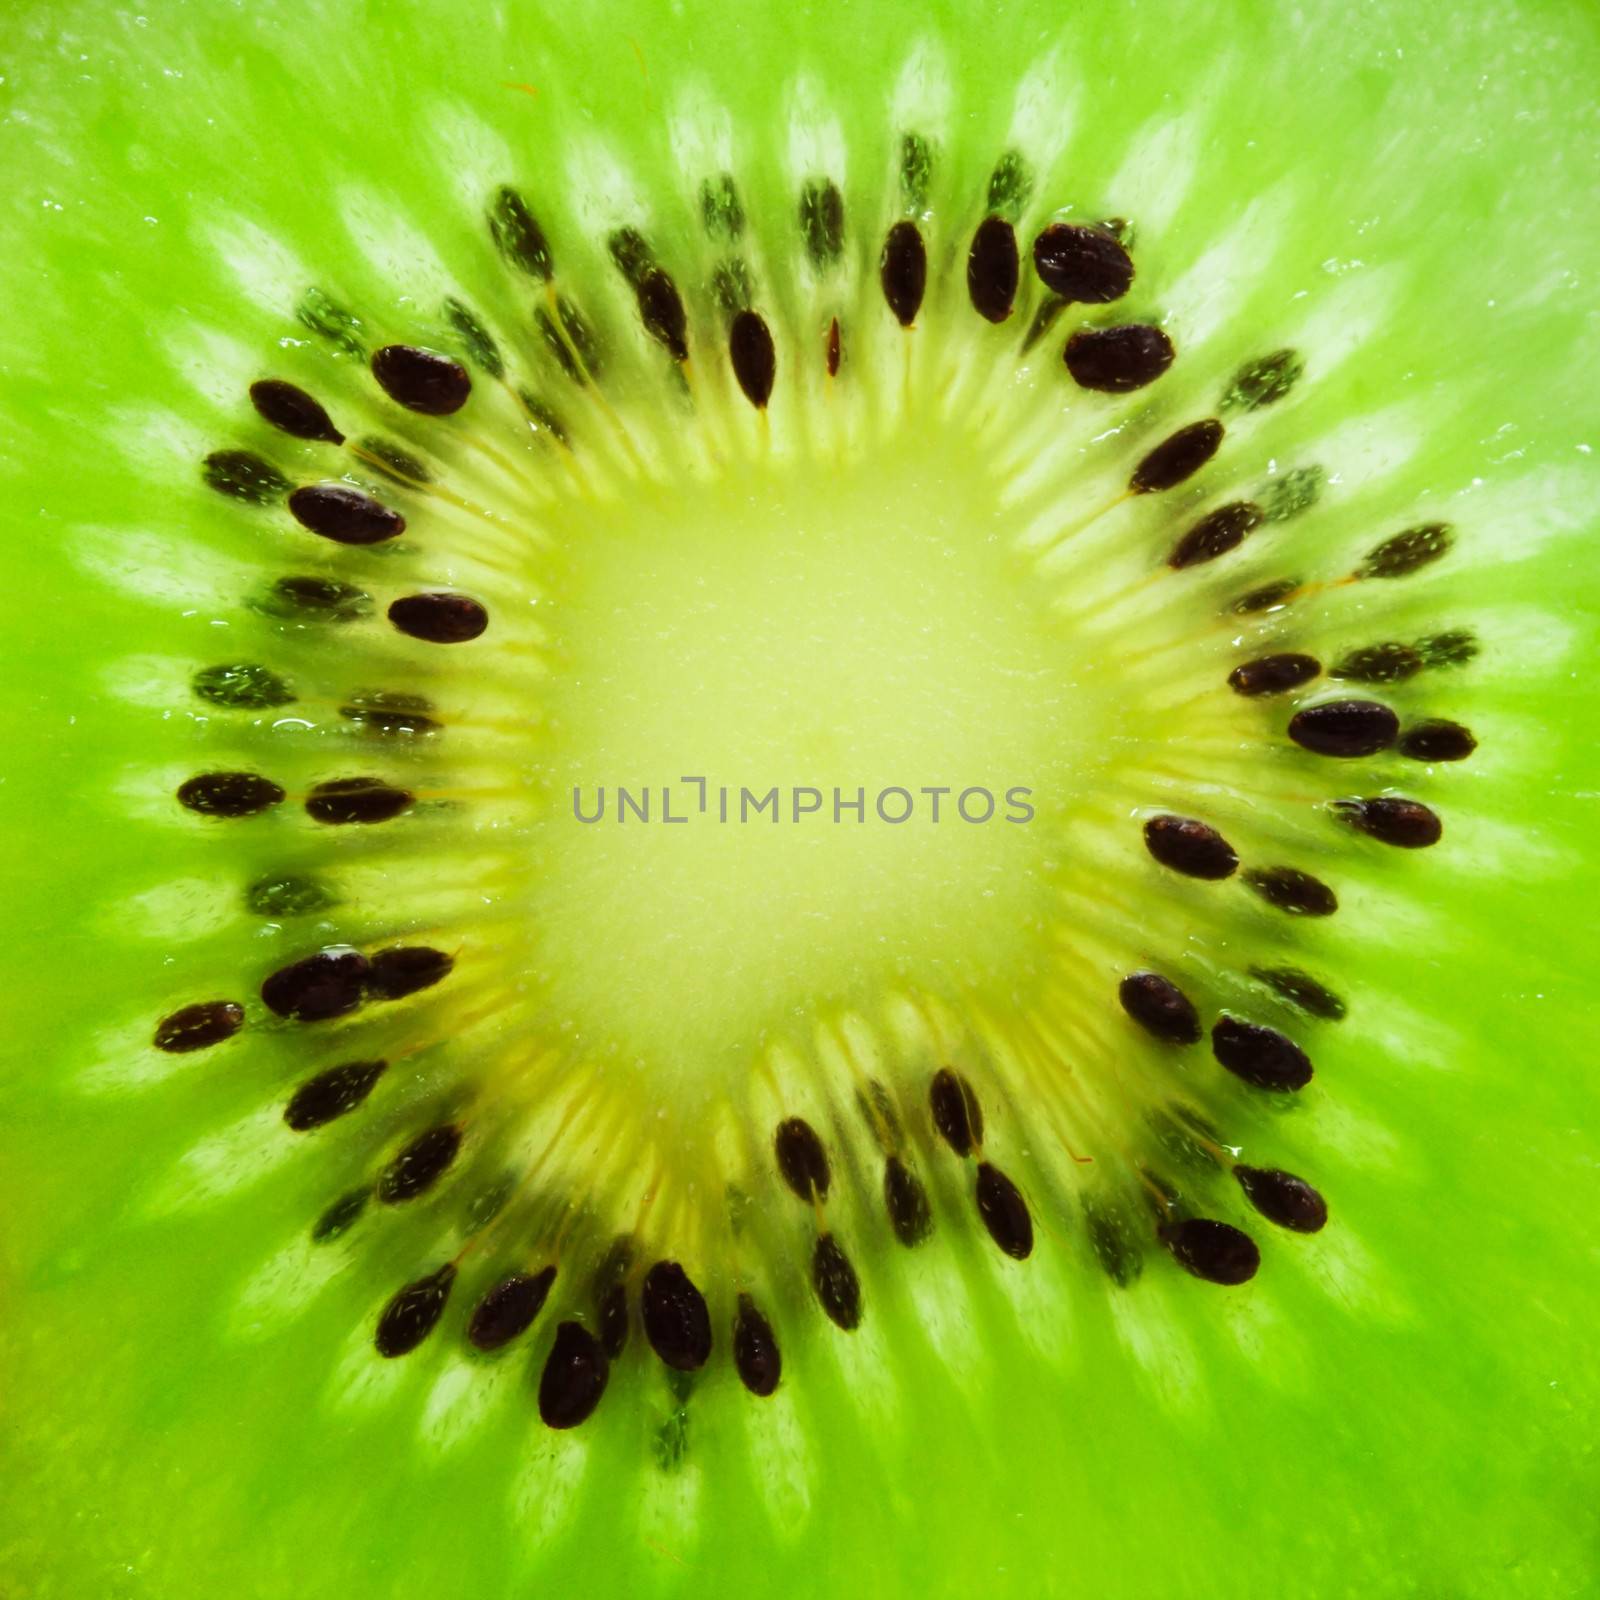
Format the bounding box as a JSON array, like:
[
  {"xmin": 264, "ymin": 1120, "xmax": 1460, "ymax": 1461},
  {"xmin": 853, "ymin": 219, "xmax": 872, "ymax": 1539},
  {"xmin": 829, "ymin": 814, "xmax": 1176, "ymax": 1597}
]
[{"xmin": 4, "ymin": 0, "xmax": 1600, "ymax": 1595}]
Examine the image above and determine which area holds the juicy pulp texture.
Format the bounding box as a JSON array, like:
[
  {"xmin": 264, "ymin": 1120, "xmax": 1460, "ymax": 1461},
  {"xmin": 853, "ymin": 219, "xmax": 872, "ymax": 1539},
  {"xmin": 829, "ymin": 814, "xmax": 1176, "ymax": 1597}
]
[{"xmin": 4, "ymin": 1, "xmax": 1600, "ymax": 1597}]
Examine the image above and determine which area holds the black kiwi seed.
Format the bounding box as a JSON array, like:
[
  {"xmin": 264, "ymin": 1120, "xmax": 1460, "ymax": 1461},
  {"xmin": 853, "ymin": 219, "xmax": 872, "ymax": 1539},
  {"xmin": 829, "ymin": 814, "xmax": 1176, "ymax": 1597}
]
[
  {"xmin": 798, "ymin": 179, "xmax": 845, "ymax": 266},
  {"xmin": 203, "ymin": 449, "xmax": 290, "ymax": 504},
  {"xmin": 1168, "ymin": 501, "xmax": 1263, "ymax": 569},
  {"xmin": 1288, "ymin": 699, "xmax": 1400, "ymax": 758},
  {"xmin": 260, "ymin": 948, "xmax": 370, "ymax": 1023},
  {"xmin": 305, "ymin": 777, "xmax": 413, "ymax": 825},
  {"xmin": 1211, "ymin": 1016, "xmax": 1313, "ymax": 1092},
  {"xmin": 283, "ymin": 1059, "xmax": 388, "ymax": 1131},
  {"xmin": 975, "ymin": 1163, "xmax": 1033, "ymax": 1260},
  {"xmin": 249, "ymin": 379, "xmax": 345, "ymax": 444},
  {"xmin": 1418, "ymin": 629, "xmax": 1479, "ymax": 667},
  {"xmin": 358, "ymin": 436, "xmax": 432, "ymax": 486},
  {"xmin": 1232, "ymin": 577, "xmax": 1300, "ymax": 614},
  {"xmin": 606, "ymin": 226, "xmax": 655, "ymax": 286},
  {"xmin": 377, "ymin": 1124, "xmax": 462, "ymax": 1204},
  {"xmin": 1142, "ymin": 814, "xmax": 1238, "ymax": 880},
  {"xmin": 468, "ymin": 1267, "xmax": 557, "ymax": 1352},
  {"xmin": 192, "ymin": 662, "xmax": 296, "ymax": 710},
  {"xmin": 518, "ymin": 392, "xmax": 570, "ymax": 445},
  {"xmin": 296, "ymin": 288, "xmax": 365, "ymax": 358},
  {"xmin": 967, "ymin": 217, "xmax": 1019, "ymax": 323},
  {"xmin": 152, "ymin": 999, "xmax": 244, "ymax": 1053},
  {"xmin": 443, "ymin": 297, "xmax": 504, "ymax": 379},
  {"xmin": 288, "ymin": 485, "xmax": 406, "ymax": 546},
  {"xmin": 728, "ymin": 310, "xmax": 776, "ymax": 408},
  {"xmin": 1331, "ymin": 642, "xmax": 1424, "ymax": 683},
  {"xmin": 774, "ymin": 1117, "xmax": 831, "ymax": 1202},
  {"xmin": 899, "ymin": 132, "xmax": 933, "ymax": 210},
  {"xmin": 635, "ymin": 268, "xmax": 689, "ymax": 362},
  {"xmin": 985, "ymin": 150, "xmax": 1033, "ymax": 218},
  {"xmin": 929, "ymin": 1067, "xmax": 983, "ymax": 1157},
  {"xmin": 247, "ymin": 872, "xmax": 336, "ymax": 919},
  {"xmin": 1130, "ymin": 420, "xmax": 1225, "ymax": 495},
  {"xmin": 176, "ymin": 772, "xmax": 284, "ymax": 818},
  {"xmin": 733, "ymin": 1294, "xmax": 781, "ymax": 1397},
  {"xmin": 1399, "ymin": 719, "xmax": 1477, "ymax": 762},
  {"xmin": 1244, "ymin": 867, "xmax": 1339, "ymax": 917},
  {"xmin": 311, "ymin": 1188, "xmax": 369, "ymax": 1243},
  {"xmin": 883, "ymin": 1156, "xmax": 933, "ymax": 1246},
  {"xmin": 256, "ymin": 575, "xmax": 372, "ymax": 622},
  {"xmin": 1334, "ymin": 796, "xmax": 1443, "ymax": 848},
  {"xmin": 1021, "ymin": 296, "xmax": 1068, "ymax": 352},
  {"xmin": 1118, "ymin": 972, "xmax": 1202, "ymax": 1045},
  {"xmin": 700, "ymin": 173, "xmax": 745, "ymax": 241},
  {"xmin": 826, "ymin": 318, "xmax": 842, "ymax": 377},
  {"xmin": 375, "ymin": 1264, "xmax": 457, "ymax": 1357},
  {"xmin": 1063, "ymin": 324, "xmax": 1174, "ymax": 393},
  {"xmin": 539, "ymin": 1322, "xmax": 609, "ymax": 1429},
  {"xmin": 339, "ymin": 692, "xmax": 441, "ymax": 738},
  {"xmin": 1221, "ymin": 348, "xmax": 1305, "ymax": 412},
  {"xmin": 371, "ymin": 345, "xmax": 471, "ymax": 416},
  {"xmin": 1228, "ymin": 653, "xmax": 1321, "ymax": 697},
  {"xmin": 488, "ymin": 185, "xmax": 553, "ymax": 280},
  {"xmin": 1159, "ymin": 1218, "xmax": 1260, "ymax": 1285},
  {"xmin": 1031, "ymin": 223, "xmax": 1134, "ymax": 304},
  {"xmin": 880, "ymin": 220, "xmax": 927, "ymax": 327},
  {"xmin": 387, "ymin": 592, "xmax": 489, "ymax": 644},
  {"xmin": 367, "ymin": 946, "xmax": 454, "ymax": 1002},
  {"xmin": 641, "ymin": 1261, "xmax": 713, "ymax": 1371},
  {"xmin": 1235, "ymin": 1166, "xmax": 1328, "ymax": 1233},
  {"xmin": 1250, "ymin": 966, "xmax": 1347, "ymax": 1021},
  {"xmin": 811, "ymin": 1234, "xmax": 862, "ymax": 1330},
  {"xmin": 1358, "ymin": 522, "xmax": 1452, "ymax": 580}
]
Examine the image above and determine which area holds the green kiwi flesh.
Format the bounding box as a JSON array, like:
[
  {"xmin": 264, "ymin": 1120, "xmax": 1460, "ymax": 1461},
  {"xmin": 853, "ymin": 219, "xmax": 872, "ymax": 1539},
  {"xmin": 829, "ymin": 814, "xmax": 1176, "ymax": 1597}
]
[{"xmin": 3, "ymin": 1, "xmax": 1600, "ymax": 1597}]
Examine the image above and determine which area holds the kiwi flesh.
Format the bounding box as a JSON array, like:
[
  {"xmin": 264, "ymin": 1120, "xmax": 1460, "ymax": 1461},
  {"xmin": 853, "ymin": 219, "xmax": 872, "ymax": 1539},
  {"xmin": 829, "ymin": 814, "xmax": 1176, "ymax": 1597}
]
[{"xmin": 3, "ymin": 1, "xmax": 1600, "ymax": 1597}]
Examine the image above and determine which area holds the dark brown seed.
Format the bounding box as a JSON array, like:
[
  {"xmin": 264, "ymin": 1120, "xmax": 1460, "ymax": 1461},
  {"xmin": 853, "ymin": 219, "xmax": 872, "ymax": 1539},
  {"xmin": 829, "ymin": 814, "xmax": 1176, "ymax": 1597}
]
[
  {"xmin": 1244, "ymin": 867, "xmax": 1339, "ymax": 917},
  {"xmin": 468, "ymin": 1267, "xmax": 557, "ymax": 1352},
  {"xmin": 260, "ymin": 948, "xmax": 370, "ymax": 1023},
  {"xmin": 1228, "ymin": 653, "xmax": 1321, "ymax": 697},
  {"xmin": 444, "ymin": 297, "xmax": 503, "ymax": 378},
  {"xmin": 177, "ymin": 772, "xmax": 284, "ymax": 818},
  {"xmin": 1160, "ymin": 1218, "xmax": 1259, "ymax": 1285},
  {"xmin": 880, "ymin": 220, "xmax": 926, "ymax": 327},
  {"xmin": 367, "ymin": 946, "xmax": 453, "ymax": 1001},
  {"xmin": 539, "ymin": 1322, "xmax": 608, "ymax": 1428},
  {"xmin": 1130, "ymin": 420, "xmax": 1224, "ymax": 495},
  {"xmin": 1235, "ymin": 1166, "xmax": 1328, "ymax": 1233},
  {"xmin": 1211, "ymin": 1016, "xmax": 1313, "ymax": 1092},
  {"xmin": 1032, "ymin": 223, "xmax": 1134, "ymax": 303},
  {"xmin": 975, "ymin": 1163, "xmax": 1033, "ymax": 1259},
  {"xmin": 1063, "ymin": 324, "xmax": 1174, "ymax": 393},
  {"xmin": 387, "ymin": 592, "xmax": 488, "ymax": 644},
  {"xmin": 288, "ymin": 484, "xmax": 405, "ymax": 546},
  {"xmin": 985, "ymin": 150, "xmax": 1033, "ymax": 218},
  {"xmin": 774, "ymin": 1117, "xmax": 831, "ymax": 1202},
  {"xmin": 967, "ymin": 216, "xmax": 1019, "ymax": 323},
  {"xmin": 378, "ymin": 1124, "xmax": 462, "ymax": 1204},
  {"xmin": 812, "ymin": 1234, "xmax": 862, "ymax": 1329},
  {"xmin": 597, "ymin": 1281, "xmax": 629, "ymax": 1359},
  {"xmin": 1221, "ymin": 349, "xmax": 1304, "ymax": 412},
  {"xmin": 372, "ymin": 345, "xmax": 471, "ymax": 416},
  {"xmin": 257, "ymin": 576, "xmax": 371, "ymax": 622},
  {"xmin": 192, "ymin": 662, "xmax": 295, "ymax": 710},
  {"xmin": 799, "ymin": 179, "xmax": 845, "ymax": 266},
  {"xmin": 1232, "ymin": 577, "xmax": 1299, "ymax": 614},
  {"xmin": 641, "ymin": 1261, "xmax": 712, "ymax": 1371},
  {"xmin": 1399, "ymin": 719, "xmax": 1477, "ymax": 762},
  {"xmin": 700, "ymin": 173, "xmax": 745, "ymax": 241},
  {"xmin": 1334, "ymin": 796, "xmax": 1443, "ymax": 848},
  {"xmin": 305, "ymin": 777, "xmax": 413, "ymax": 825},
  {"xmin": 203, "ymin": 449, "xmax": 290, "ymax": 504},
  {"xmin": 1359, "ymin": 522, "xmax": 1452, "ymax": 579},
  {"xmin": 636, "ymin": 268, "xmax": 688, "ymax": 362},
  {"xmin": 249, "ymin": 379, "xmax": 344, "ymax": 444},
  {"xmin": 311, "ymin": 1188, "xmax": 368, "ymax": 1243},
  {"xmin": 883, "ymin": 1156, "xmax": 933, "ymax": 1247},
  {"xmin": 1143, "ymin": 814, "xmax": 1238, "ymax": 880},
  {"xmin": 733, "ymin": 1294, "xmax": 781, "ymax": 1396},
  {"xmin": 358, "ymin": 436, "xmax": 432, "ymax": 485},
  {"xmin": 606, "ymin": 226, "xmax": 655, "ymax": 286},
  {"xmin": 488, "ymin": 186, "xmax": 553, "ymax": 280},
  {"xmin": 1288, "ymin": 700, "xmax": 1399, "ymax": 758},
  {"xmin": 929, "ymin": 1067, "xmax": 983, "ymax": 1157},
  {"xmin": 153, "ymin": 999, "xmax": 244, "ymax": 1054},
  {"xmin": 729, "ymin": 310, "xmax": 776, "ymax": 408},
  {"xmin": 1331, "ymin": 642, "xmax": 1424, "ymax": 683},
  {"xmin": 1250, "ymin": 966, "xmax": 1347, "ymax": 1021},
  {"xmin": 375, "ymin": 1264, "xmax": 457, "ymax": 1357},
  {"xmin": 283, "ymin": 1059, "xmax": 387, "ymax": 1131},
  {"xmin": 1118, "ymin": 972, "xmax": 1202, "ymax": 1045},
  {"xmin": 826, "ymin": 317, "xmax": 841, "ymax": 376},
  {"xmin": 1168, "ymin": 502, "xmax": 1263, "ymax": 569}
]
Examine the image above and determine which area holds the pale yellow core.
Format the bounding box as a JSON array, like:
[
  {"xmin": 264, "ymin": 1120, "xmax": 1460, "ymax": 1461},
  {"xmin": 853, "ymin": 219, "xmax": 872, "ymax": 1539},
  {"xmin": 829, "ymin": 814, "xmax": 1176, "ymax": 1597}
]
[{"xmin": 519, "ymin": 417, "xmax": 1105, "ymax": 1086}]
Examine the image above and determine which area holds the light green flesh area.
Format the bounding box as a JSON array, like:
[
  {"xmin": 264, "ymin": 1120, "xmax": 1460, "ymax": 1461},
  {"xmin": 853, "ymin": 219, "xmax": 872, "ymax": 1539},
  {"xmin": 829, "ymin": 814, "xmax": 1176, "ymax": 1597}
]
[{"xmin": 3, "ymin": 0, "xmax": 1600, "ymax": 1596}]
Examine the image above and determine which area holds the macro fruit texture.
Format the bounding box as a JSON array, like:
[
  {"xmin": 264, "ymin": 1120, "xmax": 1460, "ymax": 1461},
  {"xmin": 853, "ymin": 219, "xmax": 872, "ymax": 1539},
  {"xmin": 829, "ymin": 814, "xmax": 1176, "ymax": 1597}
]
[{"xmin": 2, "ymin": 1, "xmax": 1599, "ymax": 1596}]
